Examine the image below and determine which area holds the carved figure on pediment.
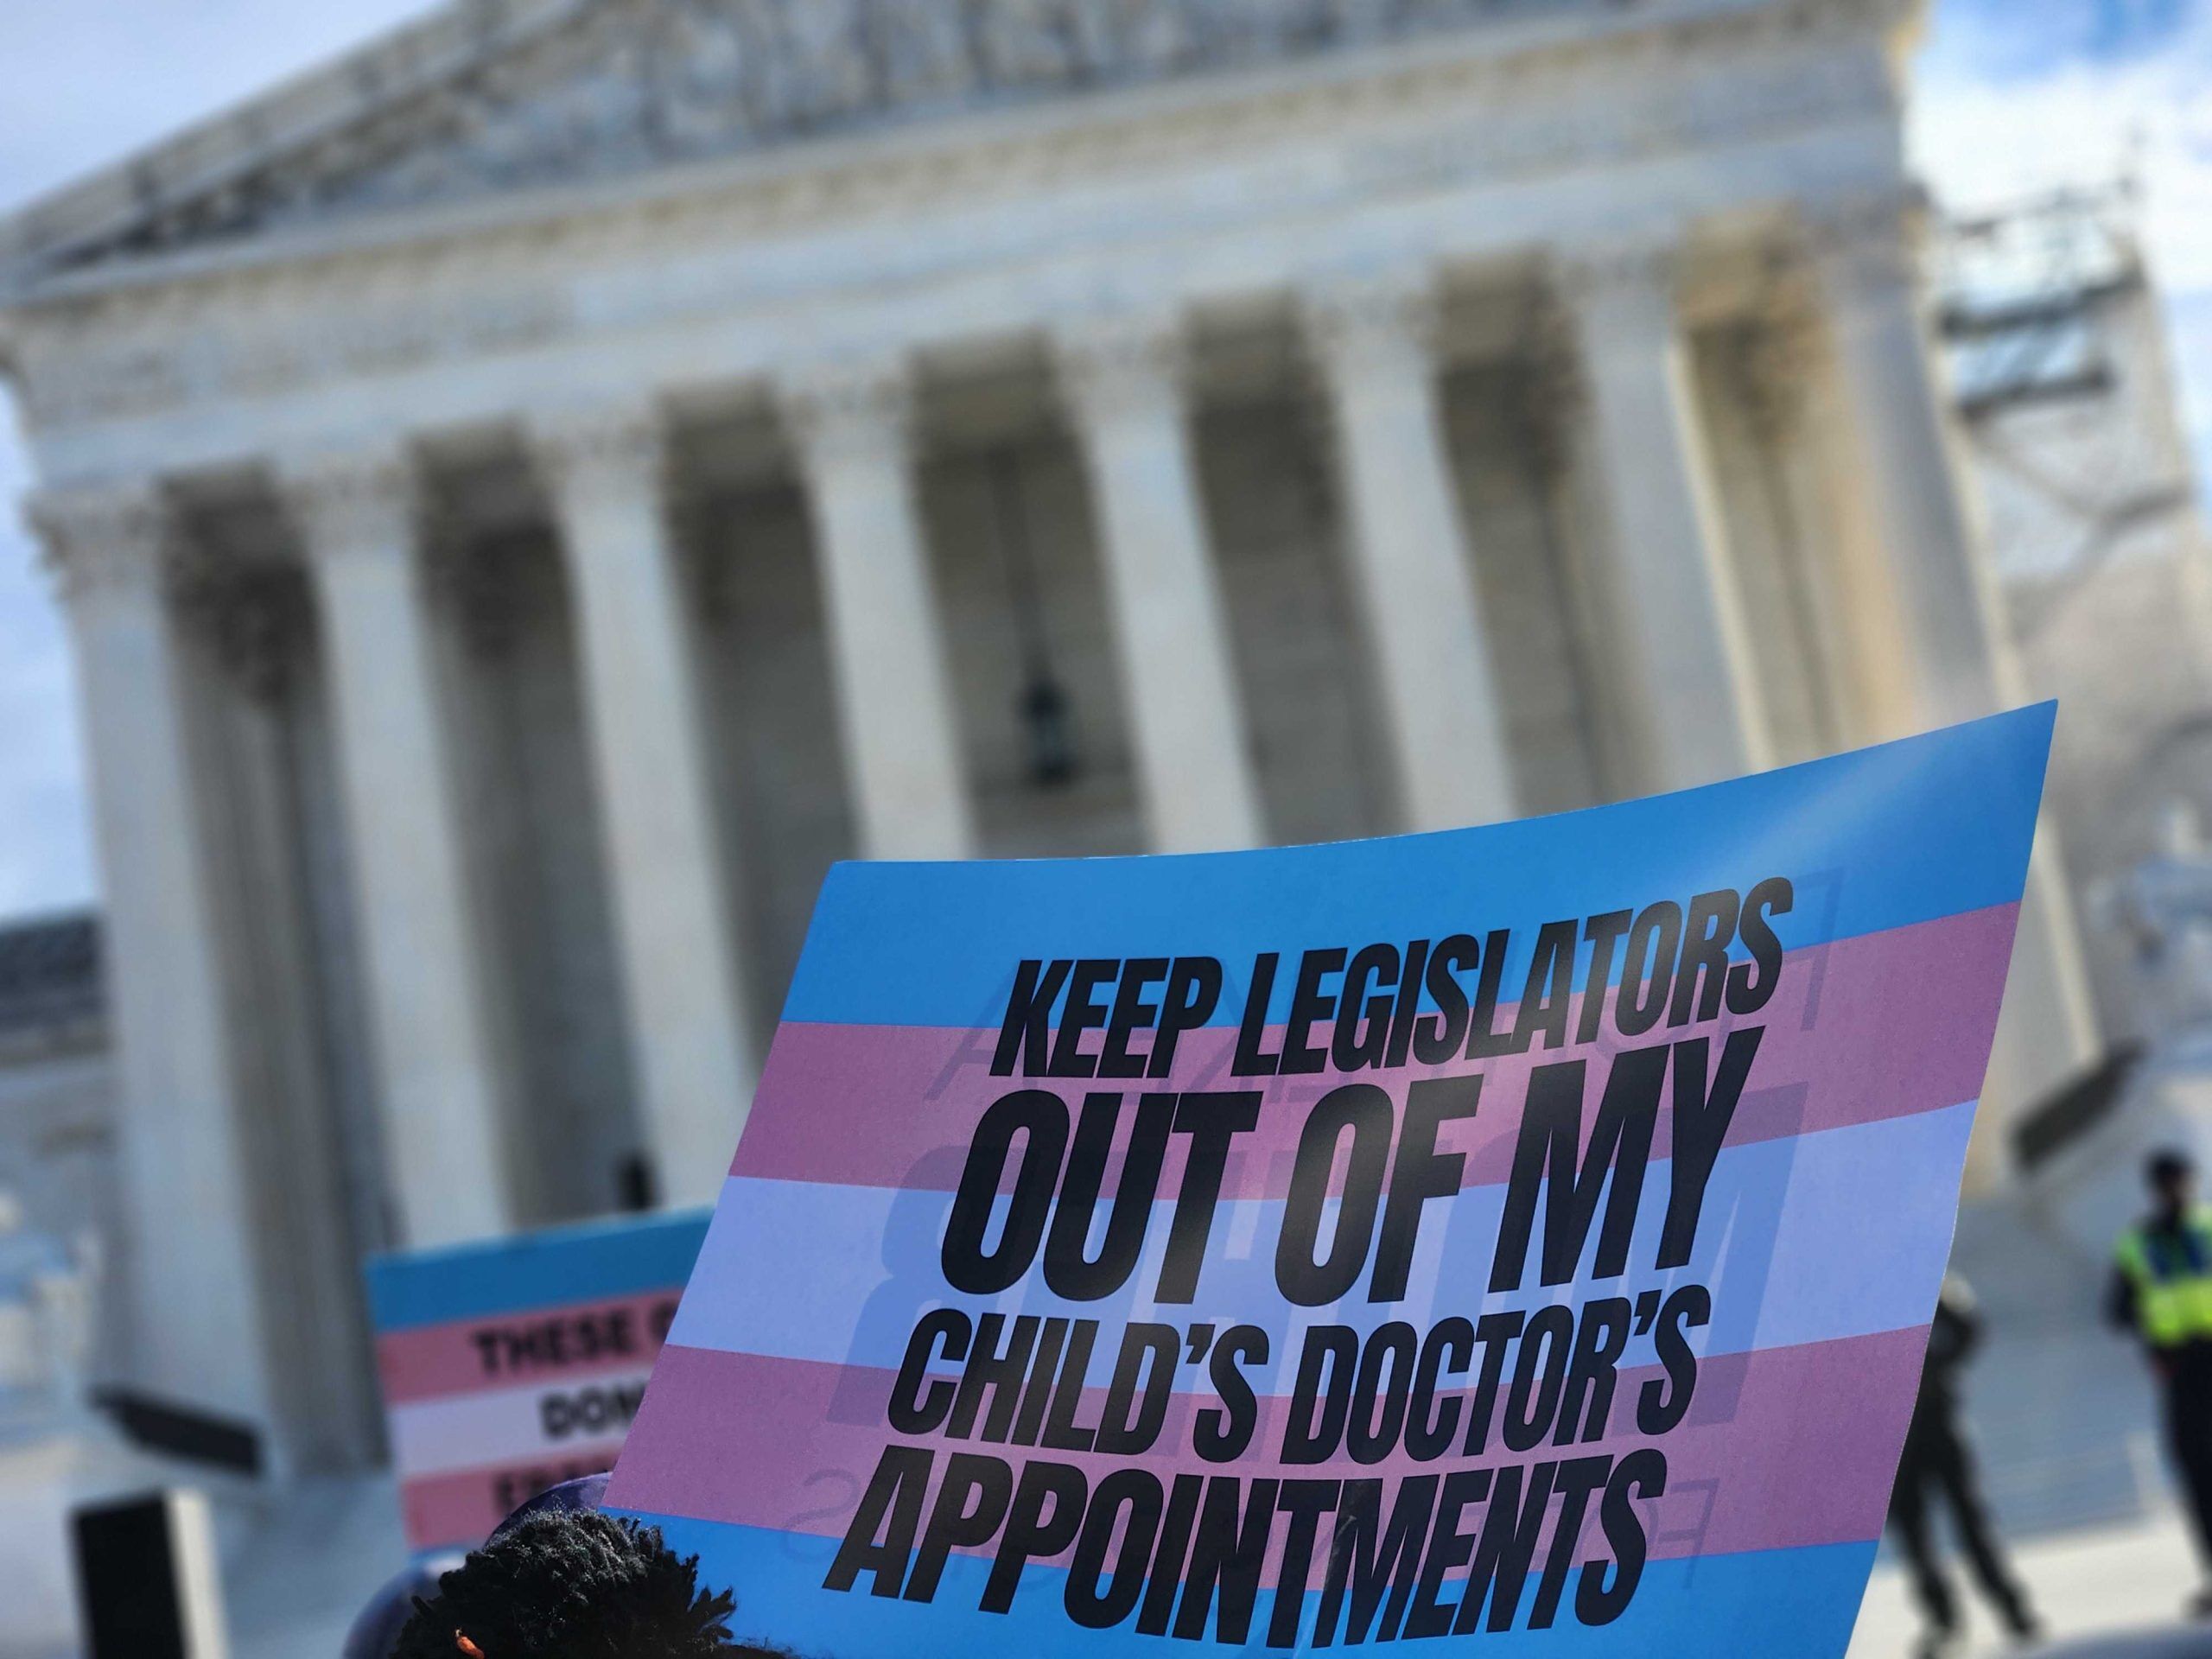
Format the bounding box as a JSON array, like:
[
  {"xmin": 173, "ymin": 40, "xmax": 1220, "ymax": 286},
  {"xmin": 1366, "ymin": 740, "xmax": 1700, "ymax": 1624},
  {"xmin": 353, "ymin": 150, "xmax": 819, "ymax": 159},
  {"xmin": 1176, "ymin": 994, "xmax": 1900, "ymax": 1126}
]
[{"xmin": 45, "ymin": 0, "xmax": 1538, "ymax": 266}]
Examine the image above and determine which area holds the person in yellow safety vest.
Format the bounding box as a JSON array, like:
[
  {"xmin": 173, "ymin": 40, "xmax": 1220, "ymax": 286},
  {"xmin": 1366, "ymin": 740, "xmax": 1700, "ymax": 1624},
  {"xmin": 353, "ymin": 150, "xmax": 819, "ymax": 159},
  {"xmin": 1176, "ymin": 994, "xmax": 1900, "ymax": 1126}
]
[{"xmin": 2111, "ymin": 1147, "xmax": 2212, "ymax": 1618}]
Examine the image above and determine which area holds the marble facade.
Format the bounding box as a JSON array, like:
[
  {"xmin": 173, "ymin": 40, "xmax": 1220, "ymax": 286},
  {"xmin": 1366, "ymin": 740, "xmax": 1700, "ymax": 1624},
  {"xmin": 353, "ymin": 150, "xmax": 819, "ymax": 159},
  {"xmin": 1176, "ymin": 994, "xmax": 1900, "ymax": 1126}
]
[{"xmin": 0, "ymin": 0, "xmax": 2099, "ymax": 1470}]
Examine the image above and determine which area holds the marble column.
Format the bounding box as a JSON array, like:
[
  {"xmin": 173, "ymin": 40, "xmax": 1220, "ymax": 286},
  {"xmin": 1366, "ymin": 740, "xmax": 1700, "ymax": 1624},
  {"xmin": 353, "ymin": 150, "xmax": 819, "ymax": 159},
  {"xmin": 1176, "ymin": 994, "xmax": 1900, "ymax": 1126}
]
[
  {"xmin": 287, "ymin": 448, "xmax": 516, "ymax": 1247},
  {"xmin": 32, "ymin": 482, "xmax": 276, "ymax": 1430},
  {"xmin": 1303, "ymin": 272, "xmax": 1517, "ymax": 831},
  {"xmin": 536, "ymin": 405, "xmax": 757, "ymax": 1205},
  {"xmin": 1771, "ymin": 302, "xmax": 1925, "ymax": 748},
  {"xmin": 1058, "ymin": 313, "xmax": 1262, "ymax": 851},
  {"xmin": 1809, "ymin": 197, "xmax": 2100, "ymax": 1180},
  {"xmin": 1810, "ymin": 198, "xmax": 2033, "ymax": 724},
  {"xmin": 1565, "ymin": 238, "xmax": 1774, "ymax": 791},
  {"xmin": 783, "ymin": 356, "xmax": 975, "ymax": 859}
]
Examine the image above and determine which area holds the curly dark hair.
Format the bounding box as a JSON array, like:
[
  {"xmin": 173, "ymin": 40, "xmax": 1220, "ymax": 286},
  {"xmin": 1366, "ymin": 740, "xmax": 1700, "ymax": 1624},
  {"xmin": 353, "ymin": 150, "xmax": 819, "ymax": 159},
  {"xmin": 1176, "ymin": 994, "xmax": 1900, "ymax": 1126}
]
[{"xmin": 391, "ymin": 1510, "xmax": 760, "ymax": 1659}]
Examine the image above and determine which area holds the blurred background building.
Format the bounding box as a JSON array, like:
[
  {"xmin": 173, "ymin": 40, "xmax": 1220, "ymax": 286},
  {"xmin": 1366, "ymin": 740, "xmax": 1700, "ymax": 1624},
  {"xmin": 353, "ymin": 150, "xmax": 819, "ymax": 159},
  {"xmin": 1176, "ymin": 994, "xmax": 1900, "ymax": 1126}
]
[
  {"xmin": 0, "ymin": 0, "xmax": 2123, "ymax": 1475},
  {"xmin": 0, "ymin": 1, "xmax": 2207, "ymax": 1649}
]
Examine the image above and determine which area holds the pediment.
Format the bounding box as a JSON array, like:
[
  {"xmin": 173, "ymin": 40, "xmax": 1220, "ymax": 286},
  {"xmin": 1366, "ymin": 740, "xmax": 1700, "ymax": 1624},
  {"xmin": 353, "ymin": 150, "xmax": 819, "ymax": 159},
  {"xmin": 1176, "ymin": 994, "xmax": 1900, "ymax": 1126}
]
[{"xmin": 2, "ymin": 0, "xmax": 1653, "ymax": 293}]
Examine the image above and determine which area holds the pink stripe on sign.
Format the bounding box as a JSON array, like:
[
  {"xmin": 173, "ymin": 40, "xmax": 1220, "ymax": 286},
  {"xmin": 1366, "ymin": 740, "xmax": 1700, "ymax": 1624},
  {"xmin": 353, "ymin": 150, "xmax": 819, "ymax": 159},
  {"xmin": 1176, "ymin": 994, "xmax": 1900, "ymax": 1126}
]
[
  {"xmin": 609, "ymin": 1327, "xmax": 1923, "ymax": 1568},
  {"xmin": 730, "ymin": 905, "xmax": 2017, "ymax": 1198},
  {"xmin": 404, "ymin": 1447, "xmax": 629, "ymax": 1553},
  {"xmin": 377, "ymin": 1287, "xmax": 684, "ymax": 1407}
]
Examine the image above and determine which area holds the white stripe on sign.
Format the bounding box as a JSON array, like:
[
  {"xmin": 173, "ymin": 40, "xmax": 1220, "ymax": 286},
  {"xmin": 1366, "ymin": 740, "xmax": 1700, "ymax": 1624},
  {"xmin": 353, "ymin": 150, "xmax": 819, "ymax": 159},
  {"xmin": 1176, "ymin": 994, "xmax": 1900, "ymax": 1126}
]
[{"xmin": 390, "ymin": 1365, "xmax": 658, "ymax": 1476}]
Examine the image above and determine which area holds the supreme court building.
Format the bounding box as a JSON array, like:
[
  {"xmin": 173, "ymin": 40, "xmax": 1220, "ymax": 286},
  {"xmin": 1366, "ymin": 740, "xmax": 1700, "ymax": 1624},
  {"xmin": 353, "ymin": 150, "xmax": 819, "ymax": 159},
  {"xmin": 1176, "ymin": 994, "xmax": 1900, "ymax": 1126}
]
[{"xmin": 0, "ymin": 0, "xmax": 2100, "ymax": 1472}]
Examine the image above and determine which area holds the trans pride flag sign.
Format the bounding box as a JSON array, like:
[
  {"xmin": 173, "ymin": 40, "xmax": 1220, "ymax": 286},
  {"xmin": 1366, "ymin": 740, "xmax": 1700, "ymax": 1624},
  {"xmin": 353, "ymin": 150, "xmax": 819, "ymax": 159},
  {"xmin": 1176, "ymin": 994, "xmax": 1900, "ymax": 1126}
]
[
  {"xmin": 609, "ymin": 706, "xmax": 2056, "ymax": 1657},
  {"xmin": 368, "ymin": 1210, "xmax": 709, "ymax": 1552}
]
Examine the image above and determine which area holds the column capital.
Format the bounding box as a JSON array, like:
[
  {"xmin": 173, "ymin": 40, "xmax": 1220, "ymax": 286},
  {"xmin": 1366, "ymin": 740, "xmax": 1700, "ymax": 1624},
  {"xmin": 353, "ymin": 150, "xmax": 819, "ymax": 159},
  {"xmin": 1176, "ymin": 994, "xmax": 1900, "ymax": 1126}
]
[
  {"xmin": 531, "ymin": 400, "xmax": 669, "ymax": 503},
  {"xmin": 1801, "ymin": 186, "xmax": 1929, "ymax": 301},
  {"xmin": 1554, "ymin": 229, "xmax": 1688, "ymax": 324},
  {"xmin": 1718, "ymin": 308, "xmax": 1821, "ymax": 437},
  {"xmin": 25, "ymin": 480, "xmax": 169, "ymax": 605},
  {"xmin": 281, "ymin": 443, "xmax": 419, "ymax": 560},
  {"xmin": 1055, "ymin": 309, "xmax": 1189, "ymax": 431},
  {"xmin": 1300, "ymin": 267, "xmax": 1443, "ymax": 384},
  {"xmin": 780, "ymin": 352, "xmax": 914, "ymax": 472}
]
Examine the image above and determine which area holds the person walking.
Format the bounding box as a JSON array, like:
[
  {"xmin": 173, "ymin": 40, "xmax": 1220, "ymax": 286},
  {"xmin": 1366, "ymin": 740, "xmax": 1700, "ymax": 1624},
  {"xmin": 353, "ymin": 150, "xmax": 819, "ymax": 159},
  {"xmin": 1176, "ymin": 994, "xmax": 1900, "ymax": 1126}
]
[
  {"xmin": 1889, "ymin": 1275, "xmax": 2039, "ymax": 1656},
  {"xmin": 2111, "ymin": 1147, "xmax": 2212, "ymax": 1618}
]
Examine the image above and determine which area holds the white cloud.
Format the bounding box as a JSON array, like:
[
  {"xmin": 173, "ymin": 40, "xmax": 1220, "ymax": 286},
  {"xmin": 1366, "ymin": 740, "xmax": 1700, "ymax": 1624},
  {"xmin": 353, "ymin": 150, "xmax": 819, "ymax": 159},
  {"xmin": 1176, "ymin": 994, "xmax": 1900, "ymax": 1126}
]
[{"xmin": 1910, "ymin": 12, "xmax": 2212, "ymax": 287}]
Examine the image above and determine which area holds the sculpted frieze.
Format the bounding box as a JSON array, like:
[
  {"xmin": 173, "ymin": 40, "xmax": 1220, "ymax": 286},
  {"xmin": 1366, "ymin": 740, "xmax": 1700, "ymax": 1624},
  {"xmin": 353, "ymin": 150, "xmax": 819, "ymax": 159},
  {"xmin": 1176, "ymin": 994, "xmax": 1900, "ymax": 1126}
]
[
  {"xmin": 6, "ymin": 0, "xmax": 1896, "ymax": 432},
  {"xmin": 45, "ymin": 0, "xmax": 1645, "ymax": 270}
]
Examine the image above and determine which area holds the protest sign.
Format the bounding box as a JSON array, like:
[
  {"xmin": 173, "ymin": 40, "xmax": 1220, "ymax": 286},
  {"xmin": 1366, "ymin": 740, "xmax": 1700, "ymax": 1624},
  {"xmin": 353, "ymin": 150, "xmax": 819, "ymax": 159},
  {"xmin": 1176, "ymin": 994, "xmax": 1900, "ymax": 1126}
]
[
  {"xmin": 366, "ymin": 1209, "xmax": 708, "ymax": 1552},
  {"xmin": 609, "ymin": 706, "xmax": 2057, "ymax": 1655}
]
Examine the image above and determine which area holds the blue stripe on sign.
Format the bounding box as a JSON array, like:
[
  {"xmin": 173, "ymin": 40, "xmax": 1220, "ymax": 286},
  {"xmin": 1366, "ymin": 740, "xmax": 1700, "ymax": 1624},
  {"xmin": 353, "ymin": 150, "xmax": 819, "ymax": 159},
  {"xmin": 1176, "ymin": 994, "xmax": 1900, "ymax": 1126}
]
[
  {"xmin": 779, "ymin": 704, "xmax": 2055, "ymax": 1030},
  {"xmin": 613, "ymin": 1510, "xmax": 1878, "ymax": 1659},
  {"xmin": 665, "ymin": 1101, "xmax": 1974, "ymax": 1376},
  {"xmin": 365, "ymin": 1208, "xmax": 714, "ymax": 1332}
]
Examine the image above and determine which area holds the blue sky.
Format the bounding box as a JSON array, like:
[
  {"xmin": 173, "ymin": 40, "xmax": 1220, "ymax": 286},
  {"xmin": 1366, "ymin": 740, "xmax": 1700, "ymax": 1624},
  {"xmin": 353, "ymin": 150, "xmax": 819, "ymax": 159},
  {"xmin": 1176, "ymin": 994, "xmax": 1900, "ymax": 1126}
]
[
  {"xmin": 0, "ymin": 0, "xmax": 2207, "ymax": 922},
  {"xmin": 1929, "ymin": 0, "xmax": 2192, "ymax": 74}
]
